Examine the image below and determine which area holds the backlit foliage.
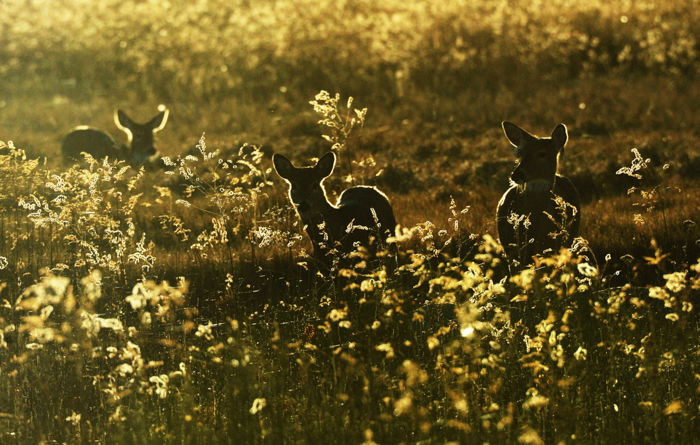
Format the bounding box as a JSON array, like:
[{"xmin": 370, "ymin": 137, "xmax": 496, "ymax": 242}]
[
  {"xmin": 2, "ymin": 1, "xmax": 698, "ymax": 100},
  {"xmin": 0, "ymin": 0, "xmax": 698, "ymax": 443},
  {"xmin": 0, "ymin": 109, "xmax": 698, "ymax": 443}
]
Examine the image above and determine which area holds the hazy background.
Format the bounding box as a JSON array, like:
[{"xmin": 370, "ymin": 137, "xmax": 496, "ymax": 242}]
[{"xmin": 3, "ymin": 0, "xmax": 699, "ymax": 141}]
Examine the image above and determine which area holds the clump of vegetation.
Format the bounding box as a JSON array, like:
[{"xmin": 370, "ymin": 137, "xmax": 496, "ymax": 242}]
[{"xmin": 0, "ymin": 0, "xmax": 698, "ymax": 442}]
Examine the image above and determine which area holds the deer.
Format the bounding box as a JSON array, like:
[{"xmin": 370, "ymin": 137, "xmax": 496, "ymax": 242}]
[
  {"xmin": 496, "ymin": 121, "xmax": 581, "ymax": 265},
  {"xmin": 62, "ymin": 106, "xmax": 169, "ymax": 167},
  {"xmin": 272, "ymin": 151, "xmax": 397, "ymax": 270}
]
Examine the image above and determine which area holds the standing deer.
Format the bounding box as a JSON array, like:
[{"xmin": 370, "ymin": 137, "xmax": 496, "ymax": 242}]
[
  {"xmin": 272, "ymin": 151, "xmax": 397, "ymax": 269},
  {"xmin": 496, "ymin": 121, "xmax": 581, "ymax": 264},
  {"xmin": 62, "ymin": 106, "xmax": 169, "ymax": 166}
]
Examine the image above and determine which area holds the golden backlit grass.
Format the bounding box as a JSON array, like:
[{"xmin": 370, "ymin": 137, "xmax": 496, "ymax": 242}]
[
  {"xmin": 0, "ymin": 95, "xmax": 697, "ymax": 443},
  {"xmin": 0, "ymin": 0, "xmax": 698, "ymax": 443}
]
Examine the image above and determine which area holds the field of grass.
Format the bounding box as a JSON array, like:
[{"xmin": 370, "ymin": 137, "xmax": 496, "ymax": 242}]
[{"xmin": 0, "ymin": 0, "xmax": 698, "ymax": 443}]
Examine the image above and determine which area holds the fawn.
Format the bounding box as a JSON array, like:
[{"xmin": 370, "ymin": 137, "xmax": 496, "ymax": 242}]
[
  {"xmin": 272, "ymin": 152, "xmax": 397, "ymax": 268},
  {"xmin": 496, "ymin": 121, "xmax": 581, "ymax": 264},
  {"xmin": 62, "ymin": 106, "xmax": 169, "ymax": 166}
]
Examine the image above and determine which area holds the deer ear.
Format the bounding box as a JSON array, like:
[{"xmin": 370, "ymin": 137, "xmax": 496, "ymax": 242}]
[
  {"xmin": 115, "ymin": 109, "xmax": 135, "ymax": 130},
  {"xmin": 315, "ymin": 152, "xmax": 336, "ymax": 178},
  {"xmin": 502, "ymin": 121, "xmax": 535, "ymax": 151},
  {"xmin": 272, "ymin": 154, "xmax": 295, "ymax": 180},
  {"xmin": 551, "ymin": 123, "xmax": 568, "ymax": 149},
  {"xmin": 148, "ymin": 106, "xmax": 169, "ymax": 132}
]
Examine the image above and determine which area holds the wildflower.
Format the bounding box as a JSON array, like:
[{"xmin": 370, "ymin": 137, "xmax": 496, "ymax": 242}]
[
  {"xmin": 149, "ymin": 374, "xmax": 169, "ymax": 399},
  {"xmin": 195, "ymin": 322, "xmax": 216, "ymax": 341},
  {"xmin": 511, "ymin": 267, "xmax": 535, "ymax": 290},
  {"xmin": 28, "ymin": 327, "xmax": 55, "ymax": 343},
  {"xmin": 249, "ymin": 398, "xmax": 266, "ymax": 415},
  {"xmin": 518, "ymin": 428, "xmax": 544, "ymax": 445},
  {"xmin": 402, "ymin": 360, "xmax": 428, "ymax": 387},
  {"xmin": 460, "ymin": 326, "xmax": 475, "ymax": 338},
  {"xmin": 663, "ymin": 271, "xmax": 686, "ymax": 293},
  {"xmin": 360, "ymin": 279, "xmax": 375, "ymax": 292},
  {"xmin": 161, "ymin": 156, "xmax": 175, "ymax": 166},
  {"xmin": 522, "ymin": 394, "xmax": 549, "ymax": 410},
  {"xmin": 664, "ymin": 401, "xmax": 684, "ymax": 415},
  {"xmin": 577, "ymin": 262, "xmax": 598, "ymax": 277},
  {"xmin": 115, "ymin": 363, "xmax": 134, "ymax": 376},
  {"xmin": 109, "ymin": 406, "xmax": 126, "ymax": 424},
  {"xmin": 17, "ymin": 275, "xmax": 70, "ymax": 310},
  {"xmin": 361, "ymin": 429, "xmax": 378, "ymax": 445},
  {"xmin": 126, "ymin": 283, "xmax": 148, "ymax": 310},
  {"xmin": 426, "ymin": 336, "xmax": 440, "ymax": 350},
  {"xmin": 648, "ymin": 286, "xmax": 670, "ymax": 302},
  {"xmin": 616, "ymin": 148, "xmax": 650, "ymax": 179},
  {"xmin": 81, "ymin": 270, "xmax": 103, "ymax": 302},
  {"xmin": 99, "ymin": 317, "xmax": 124, "ymax": 332},
  {"xmin": 39, "ymin": 305, "xmax": 54, "ymax": 321},
  {"xmin": 375, "ymin": 343, "xmax": 395, "ymax": 358},
  {"xmin": 328, "ymin": 308, "xmax": 347, "ymax": 322},
  {"xmin": 65, "ymin": 412, "xmax": 81, "ymax": 426},
  {"xmin": 80, "ymin": 312, "xmax": 101, "ymax": 336},
  {"xmin": 393, "ymin": 395, "xmax": 413, "ymax": 415}
]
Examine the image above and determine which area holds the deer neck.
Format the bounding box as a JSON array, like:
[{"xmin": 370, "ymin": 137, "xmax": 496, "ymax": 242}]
[
  {"xmin": 300, "ymin": 193, "xmax": 341, "ymax": 243},
  {"xmin": 300, "ymin": 196, "xmax": 337, "ymax": 225},
  {"xmin": 521, "ymin": 178, "xmax": 554, "ymax": 194}
]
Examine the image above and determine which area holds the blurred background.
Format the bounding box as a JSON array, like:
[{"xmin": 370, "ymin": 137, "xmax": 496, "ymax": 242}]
[{"xmin": 2, "ymin": 0, "xmax": 699, "ymax": 141}]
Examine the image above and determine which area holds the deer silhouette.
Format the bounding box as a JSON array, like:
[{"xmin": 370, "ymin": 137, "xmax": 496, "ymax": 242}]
[
  {"xmin": 62, "ymin": 107, "xmax": 169, "ymax": 166},
  {"xmin": 496, "ymin": 122, "xmax": 581, "ymax": 264},
  {"xmin": 273, "ymin": 151, "xmax": 397, "ymax": 269}
]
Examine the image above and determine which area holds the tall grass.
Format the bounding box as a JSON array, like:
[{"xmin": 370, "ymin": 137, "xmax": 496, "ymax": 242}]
[
  {"xmin": 0, "ymin": 0, "xmax": 698, "ymax": 443},
  {"xmin": 0, "ymin": 101, "xmax": 698, "ymax": 443}
]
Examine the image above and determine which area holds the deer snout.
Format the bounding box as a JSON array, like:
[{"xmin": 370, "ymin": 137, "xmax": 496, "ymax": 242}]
[
  {"xmin": 132, "ymin": 151, "xmax": 155, "ymax": 166},
  {"xmin": 510, "ymin": 165, "xmax": 526, "ymax": 184}
]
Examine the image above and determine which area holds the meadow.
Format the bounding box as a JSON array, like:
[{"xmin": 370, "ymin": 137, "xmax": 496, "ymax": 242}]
[{"xmin": 0, "ymin": 0, "xmax": 698, "ymax": 443}]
